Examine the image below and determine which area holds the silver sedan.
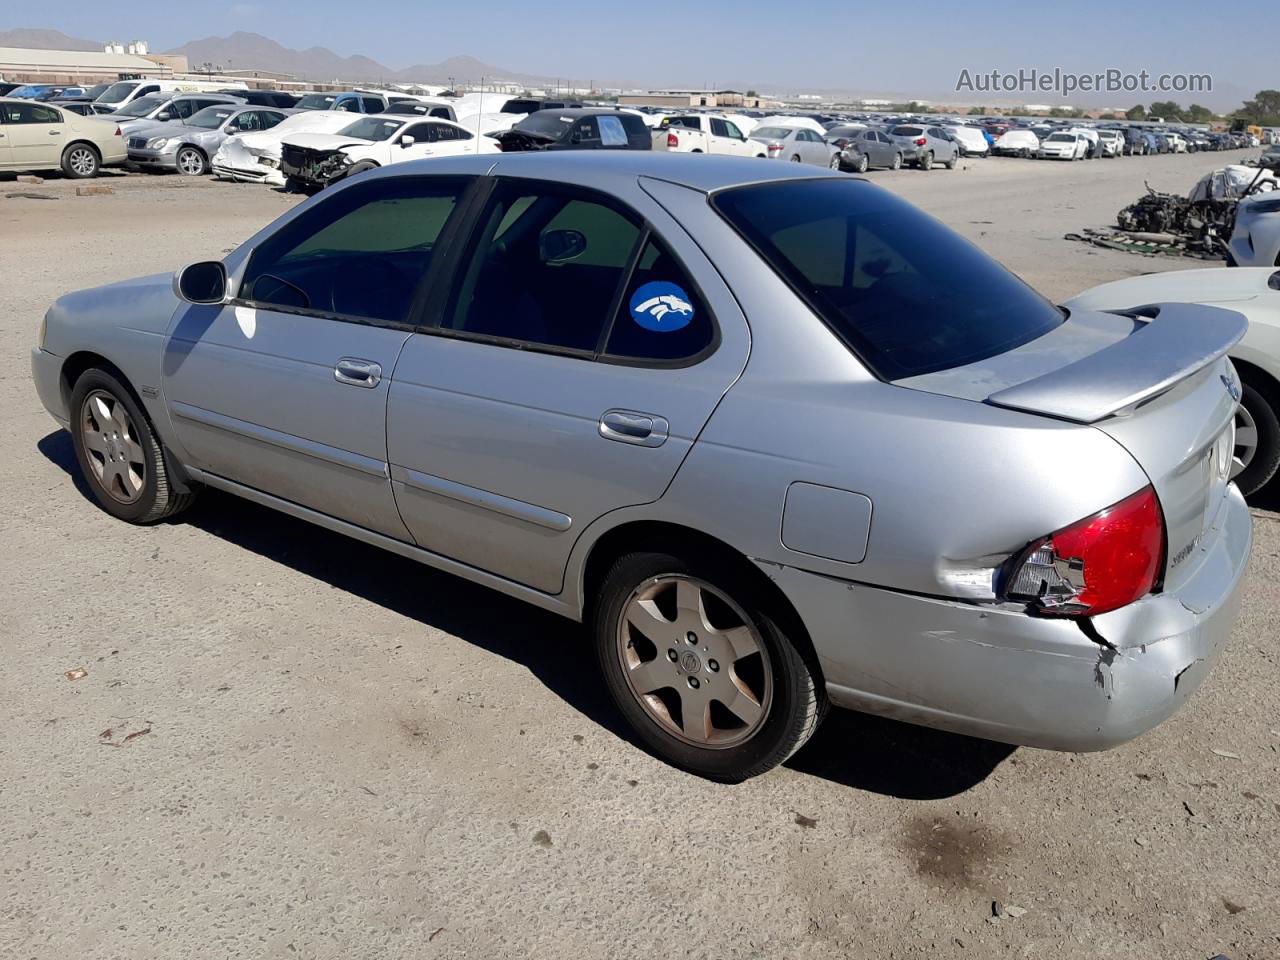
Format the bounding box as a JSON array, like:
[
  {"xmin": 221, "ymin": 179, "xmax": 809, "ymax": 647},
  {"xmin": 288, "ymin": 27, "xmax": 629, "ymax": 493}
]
[
  {"xmin": 750, "ymin": 125, "xmax": 839, "ymax": 167},
  {"xmin": 31, "ymin": 154, "xmax": 1251, "ymax": 781},
  {"xmin": 126, "ymin": 105, "xmax": 291, "ymax": 175}
]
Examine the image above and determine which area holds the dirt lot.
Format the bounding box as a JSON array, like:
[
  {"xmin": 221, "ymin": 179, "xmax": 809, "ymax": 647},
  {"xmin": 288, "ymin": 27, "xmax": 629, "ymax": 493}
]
[{"xmin": 2, "ymin": 153, "xmax": 1278, "ymax": 960}]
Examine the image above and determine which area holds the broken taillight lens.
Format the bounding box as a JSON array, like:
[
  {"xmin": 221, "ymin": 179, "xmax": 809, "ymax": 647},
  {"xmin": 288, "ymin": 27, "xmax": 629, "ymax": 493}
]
[{"xmin": 1004, "ymin": 486, "xmax": 1165, "ymax": 617}]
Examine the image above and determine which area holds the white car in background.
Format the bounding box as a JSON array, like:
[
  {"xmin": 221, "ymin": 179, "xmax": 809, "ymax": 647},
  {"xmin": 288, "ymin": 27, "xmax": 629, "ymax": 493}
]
[
  {"xmin": 1067, "ymin": 267, "xmax": 1280, "ymax": 495},
  {"xmin": 1096, "ymin": 129, "xmax": 1124, "ymax": 157},
  {"xmin": 212, "ymin": 111, "xmax": 362, "ymax": 185},
  {"xmin": 992, "ymin": 128, "xmax": 1040, "ymax": 157},
  {"xmin": 945, "ymin": 125, "xmax": 989, "ymax": 157},
  {"xmin": 654, "ymin": 114, "xmax": 765, "ymax": 157},
  {"xmin": 278, "ymin": 114, "xmax": 499, "ymax": 191},
  {"xmin": 1038, "ymin": 131, "xmax": 1089, "ymax": 160},
  {"xmin": 760, "ymin": 115, "xmax": 827, "ymax": 134}
]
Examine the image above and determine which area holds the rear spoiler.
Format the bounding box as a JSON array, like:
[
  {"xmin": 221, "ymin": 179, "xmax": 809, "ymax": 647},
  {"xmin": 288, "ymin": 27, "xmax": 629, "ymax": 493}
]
[{"xmin": 986, "ymin": 303, "xmax": 1247, "ymax": 423}]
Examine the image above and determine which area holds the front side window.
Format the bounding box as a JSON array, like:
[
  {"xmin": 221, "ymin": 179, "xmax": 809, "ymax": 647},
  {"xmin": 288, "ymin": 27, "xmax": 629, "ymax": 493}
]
[
  {"xmin": 241, "ymin": 176, "xmax": 471, "ymax": 324},
  {"xmin": 445, "ymin": 183, "xmax": 642, "ymax": 353},
  {"xmin": 723, "ymin": 121, "xmax": 744, "ymax": 140},
  {"xmin": 712, "ymin": 179, "xmax": 1064, "ymax": 380}
]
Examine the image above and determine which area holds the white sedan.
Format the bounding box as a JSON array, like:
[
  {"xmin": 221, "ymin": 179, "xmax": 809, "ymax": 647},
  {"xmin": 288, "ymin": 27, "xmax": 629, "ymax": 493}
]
[
  {"xmin": 1067, "ymin": 267, "xmax": 1280, "ymax": 495},
  {"xmin": 0, "ymin": 97, "xmax": 126, "ymax": 177},
  {"xmin": 212, "ymin": 111, "xmax": 359, "ymax": 185},
  {"xmin": 1037, "ymin": 132, "xmax": 1088, "ymax": 160},
  {"xmin": 279, "ymin": 114, "xmax": 499, "ymax": 190}
]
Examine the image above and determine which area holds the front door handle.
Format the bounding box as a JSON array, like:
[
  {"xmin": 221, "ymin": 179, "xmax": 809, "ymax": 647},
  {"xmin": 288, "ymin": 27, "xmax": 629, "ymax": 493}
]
[
  {"xmin": 599, "ymin": 409, "xmax": 669, "ymax": 447},
  {"xmin": 334, "ymin": 357, "xmax": 382, "ymax": 388}
]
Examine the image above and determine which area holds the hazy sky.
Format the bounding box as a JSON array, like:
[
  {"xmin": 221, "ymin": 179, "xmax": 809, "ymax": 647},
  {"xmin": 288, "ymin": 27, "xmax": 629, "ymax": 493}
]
[{"xmin": 20, "ymin": 1, "xmax": 1271, "ymax": 108}]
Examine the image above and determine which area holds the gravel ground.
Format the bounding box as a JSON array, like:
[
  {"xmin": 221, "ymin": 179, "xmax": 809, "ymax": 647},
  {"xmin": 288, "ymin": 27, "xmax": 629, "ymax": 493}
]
[{"xmin": 2, "ymin": 153, "xmax": 1277, "ymax": 960}]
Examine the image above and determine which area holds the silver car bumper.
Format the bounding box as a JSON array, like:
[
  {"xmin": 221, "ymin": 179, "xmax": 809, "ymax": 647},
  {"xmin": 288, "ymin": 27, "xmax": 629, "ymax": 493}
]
[
  {"xmin": 31, "ymin": 346, "xmax": 69, "ymax": 426},
  {"xmin": 127, "ymin": 147, "xmax": 179, "ymax": 170},
  {"xmin": 763, "ymin": 484, "xmax": 1251, "ymax": 751}
]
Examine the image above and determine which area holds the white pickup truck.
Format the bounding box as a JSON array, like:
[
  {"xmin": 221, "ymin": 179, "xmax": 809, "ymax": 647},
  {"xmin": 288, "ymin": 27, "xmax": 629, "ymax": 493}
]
[{"xmin": 654, "ymin": 114, "xmax": 766, "ymax": 157}]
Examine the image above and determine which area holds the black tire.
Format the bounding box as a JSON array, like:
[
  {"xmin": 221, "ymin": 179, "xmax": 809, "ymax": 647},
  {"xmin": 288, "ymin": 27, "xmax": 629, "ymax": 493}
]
[
  {"xmin": 1234, "ymin": 378, "xmax": 1280, "ymax": 497},
  {"xmin": 61, "ymin": 142, "xmax": 100, "ymax": 179},
  {"xmin": 790, "ymin": 154, "xmax": 801, "ymax": 163},
  {"xmin": 69, "ymin": 368, "xmax": 197, "ymax": 524},
  {"xmin": 945, "ymin": 152, "xmax": 958, "ymax": 169},
  {"xmin": 919, "ymin": 151, "xmax": 933, "ymax": 170},
  {"xmin": 855, "ymin": 153, "xmax": 869, "ymax": 173},
  {"xmin": 175, "ymin": 146, "xmax": 207, "ymax": 176},
  {"xmin": 891, "ymin": 152, "xmax": 902, "ymax": 170},
  {"xmin": 593, "ymin": 551, "xmax": 826, "ymax": 782}
]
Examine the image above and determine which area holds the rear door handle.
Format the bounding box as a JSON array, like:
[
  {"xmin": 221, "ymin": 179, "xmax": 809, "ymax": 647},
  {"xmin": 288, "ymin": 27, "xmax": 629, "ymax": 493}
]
[
  {"xmin": 49, "ymin": 130, "xmax": 63, "ymax": 136},
  {"xmin": 599, "ymin": 409, "xmax": 669, "ymax": 447},
  {"xmin": 334, "ymin": 357, "xmax": 382, "ymax": 388}
]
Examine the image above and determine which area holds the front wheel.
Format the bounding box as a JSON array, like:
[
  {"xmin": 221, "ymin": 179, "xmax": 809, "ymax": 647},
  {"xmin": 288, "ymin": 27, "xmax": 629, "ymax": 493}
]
[
  {"xmin": 61, "ymin": 143, "xmax": 100, "ymax": 179},
  {"xmin": 594, "ymin": 552, "xmax": 825, "ymax": 781},
  {"xmin": 891, "ymin": 152, "xmax": 902, "ymax": 170},
  {"xmin": 828, "ymin": 153, "xmax": 841, "ymax": 169},
  {"xmin": 1233, "ymin": 379, "xmax": 1280, "ymax": 497},
  {"xmin": 70, "ymin": 368, "xmax": 197, "ymax": 523},
  {"xmin": 176, "ymin": 146, "xmax": 207, "ymax": 176}
]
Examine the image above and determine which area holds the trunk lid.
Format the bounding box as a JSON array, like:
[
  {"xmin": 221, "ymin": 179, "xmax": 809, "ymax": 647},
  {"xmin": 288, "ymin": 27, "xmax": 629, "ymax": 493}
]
[{"xmin": 899, "ymin": 303, "xmax": 1246, "ymax": 592}]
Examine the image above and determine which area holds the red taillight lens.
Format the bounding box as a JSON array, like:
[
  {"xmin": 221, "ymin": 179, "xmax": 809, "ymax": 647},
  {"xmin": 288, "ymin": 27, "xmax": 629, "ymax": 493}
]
[
  {"xmin": 115, "ymin": 126, "xmax": 122, "ymax": 136},
  {"xmin": 1005, "ymin": 486, "xmax": 1165, "ymax": 617},
  {"xmin": 666, "ymin": 132, "xmax": 678, "ymax": 149},
  {"xmin": 915, "ymin": 137, "xmax": 927, "ymax": 146},
  {"xmin": 767, "ymin": 143, "xmax": 783, "ymax": 153}
]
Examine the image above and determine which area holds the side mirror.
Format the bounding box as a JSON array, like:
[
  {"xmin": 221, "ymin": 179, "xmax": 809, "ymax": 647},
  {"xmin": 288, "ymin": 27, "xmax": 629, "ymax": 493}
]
[
  {"xmin": 539, "ymin": 228, "xmax": 587, "ymax": 264},
  {"xmin": 175, "ymin": 261, "xmax": 228, "ymax": 305},
  {"xmin": 400, "ymin": 135, "xmax": 416, "ymax": 147},
  {"xmin": 157, "ymin": 111, "xmax": 172, "ymax": 121}
]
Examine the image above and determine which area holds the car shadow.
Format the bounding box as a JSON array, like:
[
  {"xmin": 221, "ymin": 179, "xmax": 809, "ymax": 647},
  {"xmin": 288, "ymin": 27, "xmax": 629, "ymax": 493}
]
[{"xmin": 39, "ymin": 427, "xmax": 1012, "ymax": 798}]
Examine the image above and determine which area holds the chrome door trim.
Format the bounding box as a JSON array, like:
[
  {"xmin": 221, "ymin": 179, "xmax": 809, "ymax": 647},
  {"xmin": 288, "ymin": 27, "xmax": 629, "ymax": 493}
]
[
  {"xmin": 391, "ymin": 465, "xmax": 573, "ymax": 532},
  {"xmin": 171, "ymin": 400, "xmax": 388, "ymax": 478}
]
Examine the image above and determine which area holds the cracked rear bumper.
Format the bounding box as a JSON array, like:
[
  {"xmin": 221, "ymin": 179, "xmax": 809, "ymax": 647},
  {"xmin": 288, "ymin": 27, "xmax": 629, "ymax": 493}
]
[{"xmin": 761, "ymin": 485, "xmax": 1252, "ymax": 751}]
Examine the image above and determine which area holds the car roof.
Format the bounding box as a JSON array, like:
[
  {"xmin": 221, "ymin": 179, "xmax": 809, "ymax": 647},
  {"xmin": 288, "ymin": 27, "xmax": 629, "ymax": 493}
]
[{"xmin": 381, "ymin": 151, "xmax": 838, "ymax": 195}]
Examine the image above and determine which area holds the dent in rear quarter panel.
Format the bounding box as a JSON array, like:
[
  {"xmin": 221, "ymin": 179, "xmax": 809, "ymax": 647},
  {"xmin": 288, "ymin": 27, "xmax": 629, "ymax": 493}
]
[{"xmin": 42, "ymin": 274, "xmax": 185, "ymax": 454}]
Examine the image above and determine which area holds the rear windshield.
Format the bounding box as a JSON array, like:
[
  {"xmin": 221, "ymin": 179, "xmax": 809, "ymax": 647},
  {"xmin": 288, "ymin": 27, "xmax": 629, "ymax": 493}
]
[
  {"xmin": 712, "ymin": 179, "xmax": 1064, "ymax": 380},
  {"xmin": 1046, "ymin": 133, "xmax": 1075, "ymax": 142},
  {"xmin": 891, "ymin": 126, "xmax": 924, "ymax": 137},
  {"xmin": 514, "ymin": 112, "xmax": 575, "ymax": 136},
  {"xmin": 751, "ymin": 126, "xmax": 793, "ymax": 140}
]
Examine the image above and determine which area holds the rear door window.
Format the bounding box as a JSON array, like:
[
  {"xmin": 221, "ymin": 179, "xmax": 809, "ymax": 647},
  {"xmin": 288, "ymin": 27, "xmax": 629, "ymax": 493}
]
[
  {"xmin": 604, "ymin": 236, "xmax": 714, "ymax": 363},
  {"xmin": 712, "ymin": 179, "xmax": 1064, "ymax": 380}
]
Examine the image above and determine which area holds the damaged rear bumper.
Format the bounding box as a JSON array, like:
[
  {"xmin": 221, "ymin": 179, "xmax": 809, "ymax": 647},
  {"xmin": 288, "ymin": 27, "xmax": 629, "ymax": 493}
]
[{"xmin": 761, "ymin": 484, "xmax": 1251, "ymax": 752}]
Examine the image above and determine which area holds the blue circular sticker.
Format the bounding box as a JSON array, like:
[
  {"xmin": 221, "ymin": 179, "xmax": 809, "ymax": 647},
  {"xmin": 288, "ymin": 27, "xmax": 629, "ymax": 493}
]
[{"xmin": 629, "ymin": 281, "xmax": 694, "ymax": 332}]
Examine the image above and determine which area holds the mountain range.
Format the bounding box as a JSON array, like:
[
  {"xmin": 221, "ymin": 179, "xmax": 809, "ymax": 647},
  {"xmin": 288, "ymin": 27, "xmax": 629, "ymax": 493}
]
[{"xmin": 0, "ymin": 27, "xmax": 555, "ymax": 87}]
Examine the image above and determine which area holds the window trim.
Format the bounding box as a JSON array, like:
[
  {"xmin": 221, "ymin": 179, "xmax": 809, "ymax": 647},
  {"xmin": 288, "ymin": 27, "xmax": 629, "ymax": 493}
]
[
  {"xmin": 234, "ymin": 173, "xmax": 484, "ymax": 331},
  {"xmin": 416, "ymin": 176, "xmax": 721, "ymax": 369}
]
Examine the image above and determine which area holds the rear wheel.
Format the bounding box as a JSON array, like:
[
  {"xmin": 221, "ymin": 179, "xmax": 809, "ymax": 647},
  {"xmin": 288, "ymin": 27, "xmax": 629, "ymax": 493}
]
[
  {"xmin": 69, "ymin": 368, "xmax": 197, "ymax": 523},
  {"xmin": 790, "ymin": 154, "xmax": 801, "ymax": 163},
  {"xmin": 594, "ymin": 551, "xmax": 825, "ymax": 782},
  {"xmin": 176, "ymin": 146, "xmax": 207, "ymax": 176},
  {"xmin": 855, "ymin": 152, "xmax": 869, "ymax": 173},
  {"xmin": 61, "ymin": 143, "xmax": 99, "ymax": 179},
  {"xmin": 919, "ymin": 151, "xmax": 933, "ymax": 170},
  {"xmin": 1233, "ymin": 379, "xmax": 1280, "ymax": 496}
]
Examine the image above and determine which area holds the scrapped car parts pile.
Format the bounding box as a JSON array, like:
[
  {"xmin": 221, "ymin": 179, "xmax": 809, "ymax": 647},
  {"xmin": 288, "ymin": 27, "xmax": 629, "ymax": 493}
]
[{"xmin": 1068, "ymin": 162, "xmax": 1280, "ymax": 260}]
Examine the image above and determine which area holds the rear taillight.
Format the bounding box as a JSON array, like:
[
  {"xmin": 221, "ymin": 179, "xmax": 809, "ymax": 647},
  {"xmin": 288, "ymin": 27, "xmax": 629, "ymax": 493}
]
[
  {"xmin": 914, "ymin": 137, "xmax": 927, "ymax": 146},
  {"xmin": 767, "ymin": 143, "xmax": 783, "ymax": 153},
  {"xmin": 666, "ymin": 132, "xmax": 678, "ymax": 149},
  {"xmin": 1004, "ymin": 486, "xmax": 1165, "ymax": 617},
  {"xmin": 114, "ymin": 126, "xmax": 122, "ymax": 136}
]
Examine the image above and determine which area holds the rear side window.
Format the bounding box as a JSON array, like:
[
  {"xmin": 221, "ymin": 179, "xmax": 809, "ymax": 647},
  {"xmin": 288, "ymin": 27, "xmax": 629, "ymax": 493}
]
[
  {"xmin": 604, "ymin": 237, "xmax": 714, "ymax": 362},
  {"xmin": 712, "ymin": 179, "xmax": 1064, "ymax": 380}
]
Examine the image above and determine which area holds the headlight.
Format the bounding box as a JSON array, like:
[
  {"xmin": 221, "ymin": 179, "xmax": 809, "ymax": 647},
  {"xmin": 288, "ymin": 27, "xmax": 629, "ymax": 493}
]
[{"xmin": 146, "ymin": 137, "xmax": 171, "ymax": 149}]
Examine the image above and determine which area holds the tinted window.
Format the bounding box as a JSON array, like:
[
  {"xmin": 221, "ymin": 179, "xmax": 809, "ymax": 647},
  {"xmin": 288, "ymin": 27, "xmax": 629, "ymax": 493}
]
[
  {"xmin": 339, "ymin": 116, "xmax": 404, "ymax": 141},
  {"xmin": 402, "ymin": 123, "xmax": 435, "ymax": 143},
  {"xmin": 432, "ymin": 122, "xmax": 459, "ymax": 141},
  {"xmin": 709, "ymin": 118, "xmax": 728, "ymax": 137},
  {"xmin": 891, "ymin": 125, "xmax": 924, "ymax": 137},
  {"xmin": 359, "ymin": 97, "xmax": 384, "ymax": 113},
  {"xmin": 445, "ymin": 183, "xmax": 642, "ymax": 353},
  {"xmin": 1, "ymin": 102, "xmax": 60, "ymax": 124},
  {"xmin": 241, "ymin": 176, "xmax": 470, "ymax": 324},
  {"xmin": 668, "ymin": 116, "xmax": 700, "ymax": 130},
  {"xmin": 712, "ymin": 179, "xmax": 1064, "ymax": 380},
  {"xmin": 605, "ymin": 237, "xmax": 714, "ymax": 362}
]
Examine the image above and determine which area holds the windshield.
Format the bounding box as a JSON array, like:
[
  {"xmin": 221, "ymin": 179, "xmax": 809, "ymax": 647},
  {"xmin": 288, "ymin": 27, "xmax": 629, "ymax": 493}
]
[
  {"xmin": 115, "ymin": 95, "xmax": 168, "ymax": 118},
  {"xmin": 514, "ymin": 112, "xmax": 575, "ymax": 136},
  {"xmin": 751, "ymin": 127, "xmax": 794, "ymax": 140},
  {"xmin": 296, "ymin": 94, "xmax": 339, "ymax": 111},
  {"xmin": 97, "ymin": 81, "xmax": 140, "ymax": 104},
  {"xmin": 8, "ymin": 85, "xmax": 51, "ymax": 98},
  {"xmin": 189, "ymin": 106, "xmax": 236, "ymax": 129},
  {"xmin": 338, "ymin": 116, "xmax": 404, "ymax": 141},
  {"xmin": 712, "ymin": 179, "xmax": 1064, "ymax": 380}
]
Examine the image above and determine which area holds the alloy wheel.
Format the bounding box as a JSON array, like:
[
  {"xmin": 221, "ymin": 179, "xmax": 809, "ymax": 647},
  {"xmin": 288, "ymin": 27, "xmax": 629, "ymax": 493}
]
[
  {"xmin": 80, "ymin": 389, "xmax": 145, "ymax": 503},
  {"xmin": 1233, "ymin": 402, "xmax": 1259, "ymax": 477},
  {"xmin": 616, "ymin": 575, "xmax": 772, "ymax": 749},
  {"xmin": 178, "ymin": 149, "xmax": 204, "ymax": 176},
  {"xmin": 68, "ymin": 147, "xmax": 95, "ymax": 176}
]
